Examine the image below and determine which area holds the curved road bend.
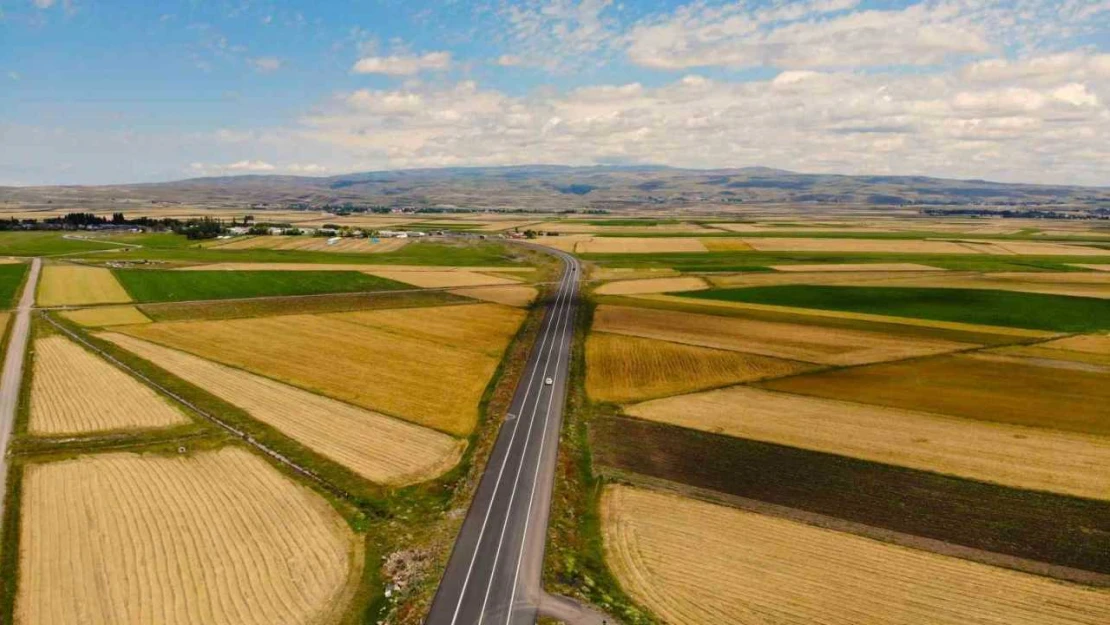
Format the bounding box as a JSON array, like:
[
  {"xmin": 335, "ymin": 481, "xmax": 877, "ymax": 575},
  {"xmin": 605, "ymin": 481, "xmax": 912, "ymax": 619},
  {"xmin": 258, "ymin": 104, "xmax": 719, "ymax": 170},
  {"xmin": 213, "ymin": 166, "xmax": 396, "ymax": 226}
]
[
  {"xmin": 427, "ymin": 251, "xmax": 609, "ymax": 625},
  {"xmin": 0, "ymin": 258, "xmax": 42, "ymax": 521}
]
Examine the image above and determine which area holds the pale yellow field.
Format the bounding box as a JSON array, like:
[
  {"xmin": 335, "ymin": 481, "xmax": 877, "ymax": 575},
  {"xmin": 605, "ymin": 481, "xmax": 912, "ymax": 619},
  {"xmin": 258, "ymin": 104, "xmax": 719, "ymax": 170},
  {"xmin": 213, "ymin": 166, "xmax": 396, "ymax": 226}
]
[
  {"xmin": 1039, "ymin": 333, "xmax": 1110, "ymax": 355},
  {"xmin": 18, "ymin": 448, "xmax": 361, "ymax": 625},
  {"xmin": 593, "ymin": 277, "xmax": 708, "ymax": 296},
  {"xmin": 602, "ymin": 486, "xmax": 1110, "ymax": 625},
  {"xmin": 707, "ymin": 270, "xmax": 954, "ymax": 288},
  {"xmin": 975, "ymin": 240, "xmax": 1110, "ymax": 256},
  {"xmin": 989, "ymin": 344, "xmax": 1110, "ymax": 367},
  {"xmin": 627, "ymin": 386, "xmax": 1110, "ymax": 500},
  {"xmin": 574, "ymin": 237, "xmax": 708, "ymax": 254},
  {"xmin": 1073, "ymin": 264, "xmax": 1110, "ymax": 271},
  {"xmin": 59, "ymin": 305, "xmax": 151, "ymax": 327},
  {"xmin": 589, "ymin": 267, "xmax": 680, "ymax": 281},
  {"xmin": 533, "ymin": 235, "xmax": 593, "ymax": 252},
  {"xmin": 700, "ymin": 238, "xmax": 752, "ymax": 251},
  {"xmin": 594, "ymin": 305, "xmax": 973, "ymax": 365},
  {"xmin": 116, "ymin": 304, "xmax": 525, "ymax": 436},
  {"xmin": 743, "ymin": 238, "xmax": 979, "ymax": 254},
  {"xmin": 212, "ymin": 235, "xmax": 408, "ymax": 253},
  {"xmin": 29, "ymin": 335, "xmax": 187, "ymax": 435},
  {"xmin": 586, "ymin": 332, "xmax": 810, "ymax": 403},
  {"xmin": 36, "ymin": 265, "xmax": 132, "ymax": 307},
  {"xmin": 450, "ymin": 285, "xmax": 538, "ymax": 307},
  {"xmin": 101, "ymin": 333, "xmax": 463, "ymax": 484},
  {"xmin": 771, "ymin": 263, "xmax": 945, "ymax": 272},
  {"xmin": 368, "ymin": 269, "xmax": 520, "ymax": 288},
  {"xmin": 0, "ymin": 258, "xmax": 23, "ymax": 264}
]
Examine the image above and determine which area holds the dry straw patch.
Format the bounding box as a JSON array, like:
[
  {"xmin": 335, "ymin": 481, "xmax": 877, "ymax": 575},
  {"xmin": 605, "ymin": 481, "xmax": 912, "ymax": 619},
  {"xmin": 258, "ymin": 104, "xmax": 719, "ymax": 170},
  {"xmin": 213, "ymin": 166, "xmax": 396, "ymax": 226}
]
[
  {"xmin": 101, "ymin": 333, "xmax": 463, "ymax": 484},
  {"xmin": 593, "ymin": 277, "xmax": 708, "ymax": 296},
  {"xmin": 367, "ymin": 270, "xmax": 519, "ymax": 288},
  {"xmin": 764, "ymin": 353, "xmax": 1110, "ymax": 436},
  {"xmin": 586, "ymin": 333, "xmax": 809, "ymax": 403},
  {"xmin": 593, "ymin": 304, "xmax": 971, "ymax": 365},
  {"xmin": 627, "ymin": 386, "xmax": 1110, "ymax": 500},
  {"xmin": 36, "ymin": 265, "xmax": 131, "ymax": 307},
  {"xmin": 602, "ymin": 486, "xmax": 1110, "ymax": 625},
  {"xmin": 116, "ymin": 304, "xmax": 524, "ymax": 436},
  {"xmin": 574, "ymin": 237, "xmax": 708, "ymax": 254},
  {"xmin": 60, "ymin": 305, "xmax": 151, "ymax": 327},
  {"xmin": 449, "ymin": 285, "xmax": 538, "ymax": 307},
  {"xmin": 29, "ymin": 335, "xmax": 187, "ymax": 435},
  {"xmin": 18, "ymin": 448, "xmax": 361, "ymax": 625},
  {"xmin": 771, "ymin": 263, "xmax": 945, "ymax": 272}
]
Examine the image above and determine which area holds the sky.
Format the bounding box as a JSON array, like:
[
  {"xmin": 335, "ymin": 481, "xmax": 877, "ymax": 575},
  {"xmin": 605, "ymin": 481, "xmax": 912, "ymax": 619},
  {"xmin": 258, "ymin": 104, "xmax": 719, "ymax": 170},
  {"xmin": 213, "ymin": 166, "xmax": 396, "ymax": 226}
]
[{"xmin": 1, "ymin": 0, "xmax": 1108, "ymax": 186}]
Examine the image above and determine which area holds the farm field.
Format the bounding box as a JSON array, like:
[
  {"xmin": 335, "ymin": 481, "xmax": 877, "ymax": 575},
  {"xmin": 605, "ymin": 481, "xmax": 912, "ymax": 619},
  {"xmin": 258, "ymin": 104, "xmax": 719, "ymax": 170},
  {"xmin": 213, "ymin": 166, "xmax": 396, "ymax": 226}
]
[
  {"xmin": 36, "ymin": 265, "xmax": 132, "ymax": 307},
  {"xmin": 114, "ymin": 302, "xmax": 525, "ymax": 435},
  {"xmin": 626, "ymin": 386, "xmax": 1110, "ymax": 500},
  {"xmin": 769, "ymin": 262, "xmax": 944, "ymax": 271},
  {"xmin": 592, "ymin": 276, "xmax": 708, "ymax": 296},
  {"xmin": 137, "ymin": 288, "xmax": 468, "ymax": 322},
  {"xmin": 209, "ymin": 235, "xmax": 409, "ymax": 253},
  {"xmin": 176, "ymin": 262, "xmax": 536, "ymax": 273},
  {"xmin": 602, "ymin": 486, "xmax": 1110, "ymax": 625},
  {"xmin": 762, "ymin": 353, "xmax": 1110, "ymax": 435},
  {"xmin": 367, "ymin": 269, "xmax": 521, "ymax": 288},
  {"xmin": 684, "ymin": 285, "xmax": 1110, "ymax": 331},
  {"xmin": 449, "ymin": 284, "xmax": 537, "ymax": 307},
  {"xmin": 29, "ymin": 334, "xmax": 188, "ymax": 435},
  {"xmin": 741, "ymin": 237, "xmax": 1108, "ymax": 255},
  {"xmin": 17, "ymin": 447, "xmax": 361, "ymax": 625},
  {"xmin": 113, "ymin": 269, "xmax": 407, "ymax": 302},
  {"xmin": 575, "ymin": 237, "xmax": 708, "ymax": 254},
  {"xmin": 0, "ymin": 231, "xmax": 125, "ymax": 256},
  {"xmin": 818, "ymin": 271, "xmax": 1110, "ymax": 299},
  {"xmin": 592, "ymin": 304, "xmax": 973, "ymax": 365},
  {"xmin": 585, "ymin": 333, "xmax": 811, "ymax": 403},
  {"xmin": 59, "ymin": 305, "xmax": 151, "ymax": 327},
  {"xmin": 0, "ymin": 262, "xmax": 28, "ymax": 307},
  {"xmin": 101, "ymin": 333, "xmax": 464, "ymax": 484}
]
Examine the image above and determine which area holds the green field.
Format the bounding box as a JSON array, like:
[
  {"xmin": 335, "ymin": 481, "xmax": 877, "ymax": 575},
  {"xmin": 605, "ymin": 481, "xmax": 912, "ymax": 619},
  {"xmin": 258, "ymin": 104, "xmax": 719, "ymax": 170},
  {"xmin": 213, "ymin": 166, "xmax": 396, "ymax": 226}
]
[
  {"xmin": 0, "ymin": 264, "xmax": 28, "ymax": 308},
  {"xmin": 0, "ymin": 232, "xmax": 126, "ymax": 256},
  {"xmin": 682, "ymin": 285, "xmax": 1110, "ymax": 331},
  {"xmin": 114, "ymin": 269, "xmax": 408, "ymax": 303}
]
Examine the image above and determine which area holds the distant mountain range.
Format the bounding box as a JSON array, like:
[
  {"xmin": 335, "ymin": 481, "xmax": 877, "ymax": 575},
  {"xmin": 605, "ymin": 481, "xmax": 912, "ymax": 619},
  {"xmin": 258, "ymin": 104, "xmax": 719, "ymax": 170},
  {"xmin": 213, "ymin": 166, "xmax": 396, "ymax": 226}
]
[{"xmin": 2, "ymin": 165, "xmax": 1107, "ymax": 211}]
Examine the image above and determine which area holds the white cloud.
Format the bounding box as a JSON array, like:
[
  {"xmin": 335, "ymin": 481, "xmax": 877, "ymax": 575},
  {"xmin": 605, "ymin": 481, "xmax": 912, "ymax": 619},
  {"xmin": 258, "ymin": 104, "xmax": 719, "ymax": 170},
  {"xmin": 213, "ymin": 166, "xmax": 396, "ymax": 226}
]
[
  {"xmin": 248, "ymin": 57, "xmax": 283, "ymax": 72},
  {"xmin": 226, "ymin": 160, "xmax": 275, "ymax": 171},
  {"xmin": 7, "ymin": 71, "xmax": 20, "ymax": 81},
  {"xmin": 32, "ymin": 0, "xmax": 55, "ymax": 8},
  {"xmin": 497, "ymin": 0, "xmax": 618, "ymax": 70},
  {"xmin": 287, "ymin": 163, "xmax": 328, "ymax": 174},
  {"xmin": 351, "ymin": 51, "xmax": 451, "ymax": 76}
]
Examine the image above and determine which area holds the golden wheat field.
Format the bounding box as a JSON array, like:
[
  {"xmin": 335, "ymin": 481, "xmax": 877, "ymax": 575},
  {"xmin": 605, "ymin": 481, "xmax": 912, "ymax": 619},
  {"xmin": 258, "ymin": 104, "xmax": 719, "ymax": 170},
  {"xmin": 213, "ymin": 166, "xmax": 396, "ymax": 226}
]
[
  {"xmin": 449, "ymin": 285, "xmax": 538, "ymax": 307},
  {"xmin": 627, "ymin": 386, "xmax": 1110, "ymax": 500},
  {"xmin": 699, "ymin": 238, "xmax": 753, "ymax": 251},
  {"xmin": 367, "ymin": 269, "xmax": 520, "ymax": 288},
  {"xmin": 589, "ymin": 267, "xmax": 680, "ymax": 281},
  {"xmin": 1073, "ymin": 264, "xmax": 1110, "ymax": 272},
  {"xmin": 574, "ymin": 237, "xmax": 708, "ymax": 254},
  {"xmin": 593, "ymin": 304, "xmax": 972, "ymax": 365},
  {"xmin": 990, "ymin": 344, "xmax": 1110, "ymax": 367},
  {"xmin": 176, "ymin": 262, "xmax": 534, "ymax": 273},
  {"xmin": 770, "ymin": 263, "xmax": 945, "ymax": 272},
  {"xmin": 593, "ymin": 277, "xmax": 708, "ymax": 296},
  {"xmin": 585, "ymin": 332, "xmax": 810, "ymax": 403},
  {"xmin": 116, "ymin": 304, "xmax": 524, "ymax": 436},
  {"xmin": 36, "ymin": 265, "xmax": 132, "ymax": 307},
  {"xmin": 101, "ymin": 333, "xmax": 463, "ymax": 484},
  {"xmin": 1039, "ymin": 333, "xmax": 1110, "ymax": 355},
  {"xmin": 602, "ymin": 486, "xmax": 1110, "ymax": 625},
  {"xmin": 29, "ymin": 335, "xmax": 187, "ymax": 435},
  {"xmin": 210, "ymin": 235, "xmax": 408, "ymax": 253},
  {"xmin": 764, "ymin": 353, "xmax": 1110, "ymax": 436},
  {"xmin": 59, "ymin": 305, "xmax": 151, "ymax": 327},
  {"xmin": 17, "ymin": 448, "xmax": 361, "ymax": 625},
  {"xmin": 742, "ymin": 238, "xmax": 979, "ymax": 254}
]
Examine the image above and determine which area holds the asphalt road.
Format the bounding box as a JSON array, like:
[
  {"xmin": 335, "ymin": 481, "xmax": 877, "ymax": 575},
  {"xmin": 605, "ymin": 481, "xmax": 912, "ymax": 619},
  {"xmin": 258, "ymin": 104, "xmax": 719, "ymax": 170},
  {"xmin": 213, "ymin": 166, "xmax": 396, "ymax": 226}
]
[
  {"xmin": 0, "ymin": 258, "xmax": 42, "ymax": 521},
  {"xmin": 427, "ymin": 250, "xmax": 592, "ymax": 625}
]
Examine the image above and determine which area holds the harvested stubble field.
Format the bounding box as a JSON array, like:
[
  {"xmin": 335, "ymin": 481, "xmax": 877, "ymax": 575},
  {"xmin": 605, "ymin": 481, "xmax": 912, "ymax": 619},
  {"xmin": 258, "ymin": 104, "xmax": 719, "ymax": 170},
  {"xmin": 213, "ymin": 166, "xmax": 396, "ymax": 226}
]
[
  {"xmin": 116, "ymin": 303, "xmax": 524, "ymax": 435},
  {"xmin": 742, "ymin": 237, "xmax": 1109, "ymax": 255},
  {"xmin": 627, "ymin": 386, "xmax": 1110, "ymax": 500},
  {"xmin": 1039, "ymin": 333, "xmax": 1110, "ymax": 355},
  {"xmin": 593, "ymin": 304, "xmax": 972, "ymax": 365},
  {"xmin": 36, "ymin": 265, "xmax": 131, "ymax": 307},
  {"xmin": 591, "ymin": 416, "xmax": 1110, "ymax": 574},
  {"xmin": 210, "ymin": 235, "xmax": 409, "ymax": 253},
  {"xmin": 448, "ymin": 285, "xmax": 537, "ymax": 308},
  {"xmin": 685, "ymin": 285, "xmax": 1110, "ymax": 332},
  {"xmin": 17, "ymin": 447, "xmax": 360, "ymax": 625},
  {"xmin": 138, "ymin": 289, "xmax": 468, "ymax": 323},
  {"xmin": 59, "ymin": 305, "xmax": 151, "ymax": 327},
  {"xmin": 575, "ymin": 238, "xmax": 708, "ymax": 254},
  {"xmin": 588, "ymin": 267, "xmax": 679, "ymax": 281},
  {"xmin": 114, "ymin": 269, "xmax": 406, "ymax": 303},
  {"xmin": 763, "ymin": 353, "xmax": 1110, "ymax": 436},
  {"xmin": 602, "ymin": 486, "xmax": 1110, "ymax": 625},
  {"xmin": 101, "ymin": 333, "xmax": 463, "ymax": 484},
  {"xmin": 592, "ymin": 277, "xmax": 707, "ymax": 296},
  {"xmin": 28, "ymin": 335, "xmax": 188, "ymax": 435},
  {"xmin": 367, "ymin": 269, "xmax": 520, "ymax": 288},
  {"xmin": 991, "ymin": 343, "xmax": 1110, "ymax": 367},
  {"xmin": 586, "ymin": 333, "xmax": 810, "ymax": 403}
]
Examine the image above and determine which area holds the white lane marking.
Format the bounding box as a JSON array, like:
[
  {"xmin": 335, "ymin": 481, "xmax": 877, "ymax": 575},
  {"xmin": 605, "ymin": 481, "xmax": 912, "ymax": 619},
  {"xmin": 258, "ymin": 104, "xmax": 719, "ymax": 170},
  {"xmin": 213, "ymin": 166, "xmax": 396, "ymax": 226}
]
[
  {"xmin": 447, "ymin": 265, "xmax": 574, "ymax": 625},
  {"xmin": 475, "ymin": 261, "xmax": 577, "ymax": 623},
  {"xmin": 503, "ymin": 259, "xmax": 577, "ymax": 624}
]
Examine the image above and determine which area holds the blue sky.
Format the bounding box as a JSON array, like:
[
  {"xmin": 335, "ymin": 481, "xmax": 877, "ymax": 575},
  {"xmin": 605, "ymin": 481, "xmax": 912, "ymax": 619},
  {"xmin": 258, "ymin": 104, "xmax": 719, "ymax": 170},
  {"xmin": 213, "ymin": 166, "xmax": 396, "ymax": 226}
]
[{"xmin": 2, "ymin": 0, "xmax": 1108, "ymax": 185}]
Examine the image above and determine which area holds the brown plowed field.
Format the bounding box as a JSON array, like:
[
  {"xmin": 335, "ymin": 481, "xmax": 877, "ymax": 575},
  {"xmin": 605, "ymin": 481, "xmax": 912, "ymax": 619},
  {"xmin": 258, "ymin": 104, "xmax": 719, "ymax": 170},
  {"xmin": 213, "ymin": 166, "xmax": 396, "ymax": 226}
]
[
  {"xmin": 29, "ymin": 335, "xmax": 187, "ymax": 435},
  {"xmin": 593, "ymin": 304, "xmax": 972, "ymax": 365},
  {"xmin": 17, "ymin": 448, "xmax": 361, "ymax": 625},
  {"xmin": 101, "ymin": 332, "xmax": 464, "ymax": 485},
  {"xmin": 602, "ymin": 486, "xmax": 1110, "ymax": 625}
]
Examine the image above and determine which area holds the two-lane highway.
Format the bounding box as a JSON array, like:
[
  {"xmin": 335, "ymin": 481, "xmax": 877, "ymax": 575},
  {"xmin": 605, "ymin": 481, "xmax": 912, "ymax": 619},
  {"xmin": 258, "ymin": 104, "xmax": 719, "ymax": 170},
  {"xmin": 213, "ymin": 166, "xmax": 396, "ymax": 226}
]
[{"xmin": 427, "ymin": 250, "xmax": 582, "ymax": 625}]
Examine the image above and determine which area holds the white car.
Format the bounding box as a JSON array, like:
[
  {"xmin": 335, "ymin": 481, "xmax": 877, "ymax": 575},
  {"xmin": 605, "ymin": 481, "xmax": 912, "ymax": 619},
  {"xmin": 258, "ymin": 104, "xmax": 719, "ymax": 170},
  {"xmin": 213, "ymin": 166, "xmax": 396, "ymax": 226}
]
[{"xmin": 545, "ymin": 377, "xmax": 554, "ymax": 385}]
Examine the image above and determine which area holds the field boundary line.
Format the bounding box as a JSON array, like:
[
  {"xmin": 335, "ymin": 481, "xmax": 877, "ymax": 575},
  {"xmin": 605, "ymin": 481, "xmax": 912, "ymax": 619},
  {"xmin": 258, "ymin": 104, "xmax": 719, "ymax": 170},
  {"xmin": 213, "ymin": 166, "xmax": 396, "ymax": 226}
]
[{"xmin": 38, "ymin": 312, "xmax": 356, "ymax": 502}]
